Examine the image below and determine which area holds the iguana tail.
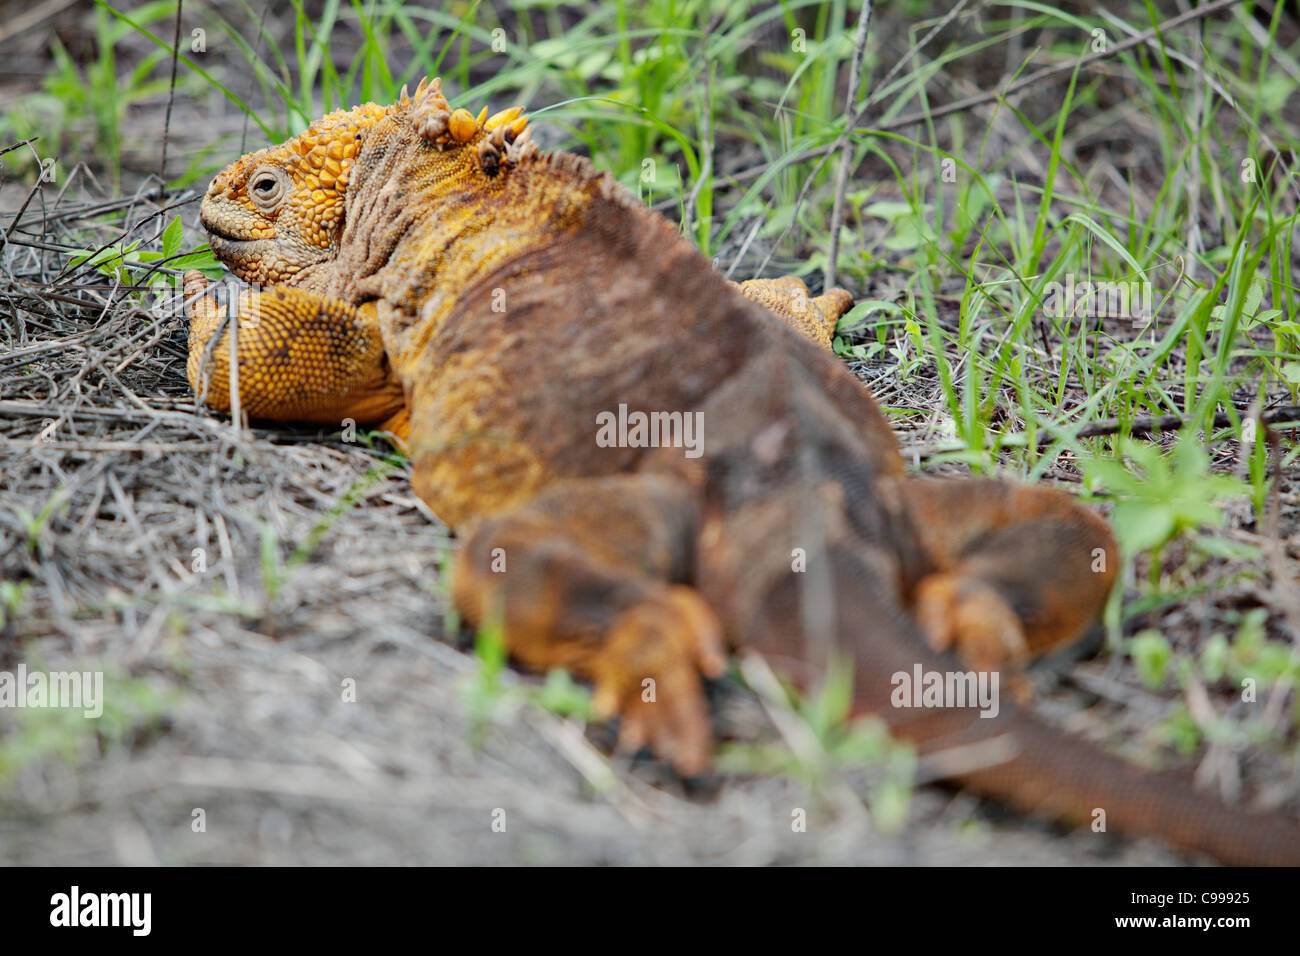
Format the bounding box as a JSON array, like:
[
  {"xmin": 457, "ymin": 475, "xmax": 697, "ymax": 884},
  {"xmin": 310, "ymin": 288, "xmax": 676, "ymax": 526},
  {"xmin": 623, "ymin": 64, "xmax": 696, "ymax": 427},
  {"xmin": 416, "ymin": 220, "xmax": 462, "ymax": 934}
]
[
  {"xmin": 908, "ymin": 703, "xmax": 1300, "ymax": 866},
  {"xmin": 754, "ymin": 543, "xmax": 1300, "ymax": 865},
  {"xmin": 850, "ymin": 552, "xmax": 1300, "ymax": 865}
]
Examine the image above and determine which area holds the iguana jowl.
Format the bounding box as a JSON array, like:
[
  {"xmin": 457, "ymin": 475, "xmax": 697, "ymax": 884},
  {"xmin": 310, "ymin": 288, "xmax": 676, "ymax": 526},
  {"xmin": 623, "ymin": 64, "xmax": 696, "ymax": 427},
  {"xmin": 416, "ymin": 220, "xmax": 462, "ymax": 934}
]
[{"xmin": 185, "ymin": 77, "xmax": 1300, "ymax": 864}]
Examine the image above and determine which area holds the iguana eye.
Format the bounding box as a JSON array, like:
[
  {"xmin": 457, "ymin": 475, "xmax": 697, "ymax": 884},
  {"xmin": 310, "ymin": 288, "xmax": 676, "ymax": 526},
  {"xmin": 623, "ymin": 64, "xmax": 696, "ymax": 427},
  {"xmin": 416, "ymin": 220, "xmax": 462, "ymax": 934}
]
[{"xmin": 247, "ymin": 165, "xmax": 290, "ymax": 212}]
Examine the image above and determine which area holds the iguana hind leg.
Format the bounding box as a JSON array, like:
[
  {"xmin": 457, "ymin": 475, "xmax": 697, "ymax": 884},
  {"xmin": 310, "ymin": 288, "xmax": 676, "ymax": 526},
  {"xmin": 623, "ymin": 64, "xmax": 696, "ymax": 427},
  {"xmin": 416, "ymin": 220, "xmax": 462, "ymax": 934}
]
[
  {"xmin": 184, "ymin": 270, "xmax": 406, "ymax": 430},
  {"xmin": 901, "ymin": 477, "xmax": 1118, "ymax": 669},
  {"xmin": 451, "ymin": 472, "xmax": 726, "ymax": 775},
  {"xmin": 732, "ymin": 276, "xmax": 854, "ymax": 350}
]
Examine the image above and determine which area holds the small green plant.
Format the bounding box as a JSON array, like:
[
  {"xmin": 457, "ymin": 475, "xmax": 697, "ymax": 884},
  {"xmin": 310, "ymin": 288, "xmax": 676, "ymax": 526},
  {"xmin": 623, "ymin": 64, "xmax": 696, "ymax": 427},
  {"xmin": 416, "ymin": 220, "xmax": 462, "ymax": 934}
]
[
  {"xmin": 462, "ymin": 615, "xmax": 510, "ymax": 746},
  {"xmin": 462, "ymin": 620, "xmax": 594, "ymax": 742},
  {"xmin": 1218, "ymin": 608, "xmax": 1300, "ymax": 691},
  {"xmin": 1084, "ymin": 437, "xmax": 1249, "ymax": 586},
  {"xmin": 0, "ymin": 667, "xmax": 175, "ymax": 786},
  {"xmin": 15, "ymin": 487, "xmax": 71, "ymax": 555},
  {"xmin": 258, "ymin": 522, "xmax": 284, "ymax": 602},
  {"xmin": 1127, "ymin": 630, "xmax": 1174, "ymax": 690},
  {"xmin": 532, "ymin": 669, "xmax": 593, "ymax": 721},
  {"xmin": 0, "ymin": 581, "xmax": 29, "ymax": 630},
  {"xmin": 255, "ymin": 457, "xmax": 402, "ymax": 605},
  {"xmin": 284, "ymin": 457, "xmax": 401, "ymax": 576},
  {"xmin": 719, "ymin": 653, "xmax": 915, "ymax": 830},
  {"xmin": 831, "ymin": 299, "xmax": 895, "ymax": 362},
  {"xmin": 67, "ymin": 216, "xmax": 221, "ymax": 304},
  {"xmin": 1130, "ymin": 608, "xmax": 1300, "ymax": 755},
  {"xmin": 436, "ymin": 546, "xmax": 460, "ymax": 638}
]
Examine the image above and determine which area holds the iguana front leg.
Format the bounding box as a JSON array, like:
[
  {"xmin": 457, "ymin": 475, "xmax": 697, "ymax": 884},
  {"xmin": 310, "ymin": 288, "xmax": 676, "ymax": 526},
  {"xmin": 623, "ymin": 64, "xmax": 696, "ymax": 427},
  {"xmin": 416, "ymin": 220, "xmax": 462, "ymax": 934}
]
[
  {"xmin": 452, "ymin": 472, "xmax": 727, "ymax": 775},
  {"xmin": 184, "ymin": 271, "xmax": 407, "ymax": 438},
  {"xmin": 732, "ymin": 276, "xmax": 854, "ymax": 350}
]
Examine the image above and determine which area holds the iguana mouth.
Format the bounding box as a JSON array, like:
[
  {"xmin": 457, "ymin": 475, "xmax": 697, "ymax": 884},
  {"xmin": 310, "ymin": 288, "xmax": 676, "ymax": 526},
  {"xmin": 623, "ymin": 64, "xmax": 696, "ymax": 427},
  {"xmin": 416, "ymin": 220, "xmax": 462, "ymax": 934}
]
[
  {"xmin": 198, "ymin": 213, "xmax": 279, "ymax": 271},
  {"xmin": 201, "ymin": 232, "xmax": 278, "ymax": 276},
  {"xmin": 199, "ymin": 208, "xmax": 260, "ymax": 246},
  {"xmin": 204, "ymin": 230, "xmax": 267, "ymax": 254}
]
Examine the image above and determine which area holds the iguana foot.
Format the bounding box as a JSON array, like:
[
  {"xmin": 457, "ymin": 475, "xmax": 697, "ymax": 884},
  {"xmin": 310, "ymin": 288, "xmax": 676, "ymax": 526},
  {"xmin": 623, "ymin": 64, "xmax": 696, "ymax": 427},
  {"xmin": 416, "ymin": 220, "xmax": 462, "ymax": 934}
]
[
  {"xmin": 915, "ymin": 572, "xmax": 1029, "ymax": 670},
  {"xmin": 376, "ymin": 406, "xmax": 411, "ymax": 451},
  {"xmin": 592, "ymin": 586, "xmax": 727, "ymax": 776},
  {"xmin": 452, "ymin": 473, "xmax": 725, "ymax": 775},
  {"xmin": 733, "ymin": 275, "xmax": 854, "ymax": 351},
  {"xmin": 902, "ymin": 477, "xmax": 1118, "ymax": 662}
]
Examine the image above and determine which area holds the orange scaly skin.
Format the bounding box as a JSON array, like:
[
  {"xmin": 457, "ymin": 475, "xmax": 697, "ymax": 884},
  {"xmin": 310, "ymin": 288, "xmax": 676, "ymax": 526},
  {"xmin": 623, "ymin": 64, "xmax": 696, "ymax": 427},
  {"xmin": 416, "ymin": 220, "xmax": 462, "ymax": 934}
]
[{"xmin": 186, "ymin": 78, "xmax": 1300, "ymax": 864}]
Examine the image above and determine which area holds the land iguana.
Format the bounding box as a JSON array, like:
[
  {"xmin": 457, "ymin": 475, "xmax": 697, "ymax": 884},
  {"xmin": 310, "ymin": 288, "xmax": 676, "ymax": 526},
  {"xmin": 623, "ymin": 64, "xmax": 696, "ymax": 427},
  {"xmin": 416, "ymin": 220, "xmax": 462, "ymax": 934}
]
[{"xmin": 183, "ymin": 77, "xmax": 1300, "ymax": 864}]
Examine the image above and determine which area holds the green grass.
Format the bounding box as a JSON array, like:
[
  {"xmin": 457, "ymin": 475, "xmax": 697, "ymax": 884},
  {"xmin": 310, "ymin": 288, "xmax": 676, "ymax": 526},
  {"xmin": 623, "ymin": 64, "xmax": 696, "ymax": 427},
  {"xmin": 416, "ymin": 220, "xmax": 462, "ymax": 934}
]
[
  {"xmin": 719, "ymin": 651, "xmax": 915, "ymax": 828},
  {"xmin": 0, "ymin": 2, "xmax": 182, "ymax": 187}
]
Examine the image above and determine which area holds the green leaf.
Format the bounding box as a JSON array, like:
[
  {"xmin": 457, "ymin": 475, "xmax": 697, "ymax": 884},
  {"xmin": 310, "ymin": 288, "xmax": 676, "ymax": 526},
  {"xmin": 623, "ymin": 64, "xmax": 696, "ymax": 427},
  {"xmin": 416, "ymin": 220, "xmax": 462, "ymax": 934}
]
[
  {"xmin": 1129, "ymin": 630, "xmax": 1173, "ymax": 690},
  {"xmin": 533, "ymin": 669, "xmax": 591, "ymax": 720},
  {"xmin": 1200, "ymin": 633, "xmax": 1229, "ymax": 683},
  {"xmin": 161, "ymin": 216, "xmax": 183, "ymax": 259},
  {"xmin": 1111, "ymin": 502, "xmax": 1176, "ymax": 555},
  {"xmin": 861, "ymin": 201, "xmax": 916, "ymax": 220},
  {"xmin": 170, "ymin": 248, "xmax": 223, "ymax": 272}
]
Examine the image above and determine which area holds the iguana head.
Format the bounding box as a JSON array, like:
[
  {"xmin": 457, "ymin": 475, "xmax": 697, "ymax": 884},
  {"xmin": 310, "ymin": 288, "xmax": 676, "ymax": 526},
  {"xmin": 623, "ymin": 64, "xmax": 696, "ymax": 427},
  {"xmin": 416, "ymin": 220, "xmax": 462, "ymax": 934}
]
[
  {"xmin": 199, "ymin": 78, "xmax": 533, "ymax": 287},
  {"xmin": 199, "ymin": 102, "xmax": 388, "ymax": 285}
]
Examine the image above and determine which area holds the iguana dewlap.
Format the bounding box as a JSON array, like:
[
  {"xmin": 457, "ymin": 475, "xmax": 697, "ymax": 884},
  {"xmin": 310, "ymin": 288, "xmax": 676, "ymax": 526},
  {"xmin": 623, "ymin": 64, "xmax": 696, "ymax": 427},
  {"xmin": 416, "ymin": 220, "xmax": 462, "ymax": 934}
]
[{"xmin": 185, "ymin": 77, "xmax": 1300, "ymax": 864}]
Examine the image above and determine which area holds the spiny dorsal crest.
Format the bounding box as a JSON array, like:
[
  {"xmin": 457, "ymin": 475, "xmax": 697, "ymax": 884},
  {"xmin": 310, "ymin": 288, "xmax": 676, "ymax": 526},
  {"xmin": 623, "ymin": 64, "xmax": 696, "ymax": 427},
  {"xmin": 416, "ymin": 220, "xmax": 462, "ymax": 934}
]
[
  {"xmin": 399, "ymin": 76, "xmax": 535, "ymax": 177},
  {"xmin": 287, "ymin": 102, "xmax": 386, "ymax": 199}
]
